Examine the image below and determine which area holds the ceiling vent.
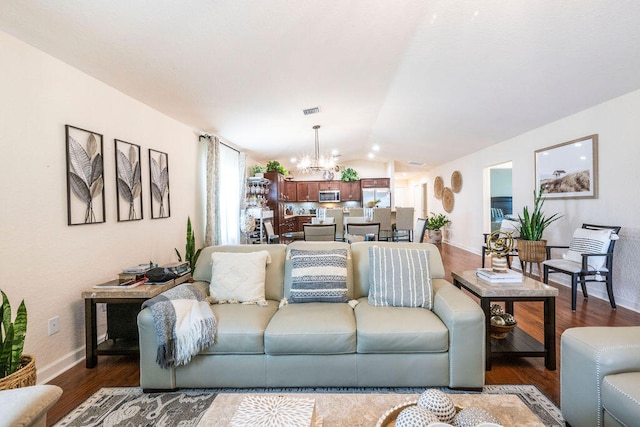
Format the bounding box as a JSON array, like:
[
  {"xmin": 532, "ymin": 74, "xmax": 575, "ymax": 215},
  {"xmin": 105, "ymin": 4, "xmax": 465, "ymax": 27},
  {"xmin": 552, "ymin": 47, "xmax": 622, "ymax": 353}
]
[
  {"xmin": 302, "ymin": 107, "xmax": 320, "ymax": 115},
  {"xmin": 408, "ymin": 161, "xmax": 425, "ymax": 166}
]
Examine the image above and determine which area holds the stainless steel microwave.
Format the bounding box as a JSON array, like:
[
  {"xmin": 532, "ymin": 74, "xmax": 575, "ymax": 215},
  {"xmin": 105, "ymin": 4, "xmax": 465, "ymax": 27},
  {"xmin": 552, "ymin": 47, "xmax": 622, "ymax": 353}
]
[{"xmin": 318, "ymin": 190, "xmax": 340, "ymax": 202}]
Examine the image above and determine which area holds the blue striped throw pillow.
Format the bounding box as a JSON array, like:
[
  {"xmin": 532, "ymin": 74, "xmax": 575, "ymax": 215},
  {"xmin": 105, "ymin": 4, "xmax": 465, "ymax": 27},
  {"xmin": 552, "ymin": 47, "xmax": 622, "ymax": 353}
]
[
  {"xmin": 289, "ymin": 249, "xmax": 348, "ymax": 303},
  {"xmin": 368, "ymin": 246, "xmax": 433, "ymax": 309}
]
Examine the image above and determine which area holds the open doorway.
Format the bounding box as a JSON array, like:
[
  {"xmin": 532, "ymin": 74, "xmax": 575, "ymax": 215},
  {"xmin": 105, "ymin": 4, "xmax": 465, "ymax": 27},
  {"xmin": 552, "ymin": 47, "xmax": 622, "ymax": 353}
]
[{"xmin": 485, "ymin": 162, "xmax": 513, "ymax": 232}]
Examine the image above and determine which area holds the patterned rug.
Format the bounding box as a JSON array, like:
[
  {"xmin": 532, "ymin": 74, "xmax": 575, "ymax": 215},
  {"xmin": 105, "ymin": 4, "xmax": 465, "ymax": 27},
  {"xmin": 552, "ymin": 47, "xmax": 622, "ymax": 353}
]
[{"xmin": 54, "ymin": 385, "xmax": 564, "ymax": 426}]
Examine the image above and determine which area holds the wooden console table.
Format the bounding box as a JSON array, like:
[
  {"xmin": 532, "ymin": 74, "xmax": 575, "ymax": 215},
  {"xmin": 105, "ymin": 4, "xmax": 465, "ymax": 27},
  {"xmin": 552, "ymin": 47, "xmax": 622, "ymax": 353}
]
[
  {"xmin": 451, "ymin": 270, "xmax": 558, "ymax": 370},
  {"xmin": 82, "ymin": 274, "xmax": 190, "ymax": 368}
]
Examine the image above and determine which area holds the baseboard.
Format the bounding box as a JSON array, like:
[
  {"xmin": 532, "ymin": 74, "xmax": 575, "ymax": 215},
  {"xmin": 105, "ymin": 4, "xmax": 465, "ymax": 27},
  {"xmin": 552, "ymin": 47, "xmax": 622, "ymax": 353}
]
[{"xmin": 37, "ymin": 346, "xmax": 85, "ymax": 385}]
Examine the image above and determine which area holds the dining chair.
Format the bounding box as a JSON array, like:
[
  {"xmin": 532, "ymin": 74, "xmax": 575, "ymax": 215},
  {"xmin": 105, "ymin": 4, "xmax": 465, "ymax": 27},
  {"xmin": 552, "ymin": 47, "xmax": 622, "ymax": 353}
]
[
  {"xmin": 326, "ymin": 208, "xmax": 344, "ymax": 240},
  {"xmin": 543, "ymin": 223, "xmax": 621, "ymax": 311},
  {"xmin": 263, "ymin": 221, "xmax": 280, "ymax": 244},
  {"xmin": 303, "ymin": 223, "xmax": 337, "ymax": 241},
  {"xmin": 393, "ymin": 207, "xmax": 415, "ymax": 241},
  {"xmin": 373, "ymin": 208, "xmax": 392, "ymax": 241},
  {"xmin": 311, "ymin": 217, "xmax": 335, "ymax": 224},
  {"xmin": 346, "ymin": 222, "xmax": 380, "ymax": 241},
  {"xmin": 413, "ymin": 217, "xmax": 428, "ymax": 243}
]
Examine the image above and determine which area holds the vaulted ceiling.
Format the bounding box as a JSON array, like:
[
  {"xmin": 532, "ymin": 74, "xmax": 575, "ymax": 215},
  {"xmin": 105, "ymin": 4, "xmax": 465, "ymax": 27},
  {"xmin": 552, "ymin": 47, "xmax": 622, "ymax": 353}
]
[{"xmin": 2, "ymin": 1, "xmax": 640, "ymax": 174}]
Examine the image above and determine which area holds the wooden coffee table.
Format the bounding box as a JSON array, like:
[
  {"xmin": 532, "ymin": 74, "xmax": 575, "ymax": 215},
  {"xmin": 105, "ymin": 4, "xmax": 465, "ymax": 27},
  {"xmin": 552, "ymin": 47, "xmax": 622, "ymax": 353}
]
[
  {"xmin": 451, "ymin": 270, "xmax": 558, "ymax": 370},
  {"xmin": 198, "ymin": 393, "xmax": 545, "ymax": 426}
]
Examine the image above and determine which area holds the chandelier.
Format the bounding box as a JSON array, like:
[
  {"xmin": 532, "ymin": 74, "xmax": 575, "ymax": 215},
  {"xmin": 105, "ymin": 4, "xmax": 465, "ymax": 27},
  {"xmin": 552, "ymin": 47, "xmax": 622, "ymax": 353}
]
[{"xmin": 295, "ymin": 125, "xmax": 337, "ymax": 174}]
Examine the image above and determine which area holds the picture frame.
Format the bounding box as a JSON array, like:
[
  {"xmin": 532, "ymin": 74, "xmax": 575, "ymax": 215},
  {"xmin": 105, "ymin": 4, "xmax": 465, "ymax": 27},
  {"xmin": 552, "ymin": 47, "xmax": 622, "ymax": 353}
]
[
  {"xmin": 115, "ymin": 139, "xmax": 143, "ymax": 221},
  {"xmin": 149, "ymin": 149, "xmax": 170, "ymax": 218},
  {"xmin": 535, "ymin": 134, "xmax": 598, "ymax": 199},
  {"xmin": 65, "ymin": 125, "xmax": 106, "ymax": 225}
]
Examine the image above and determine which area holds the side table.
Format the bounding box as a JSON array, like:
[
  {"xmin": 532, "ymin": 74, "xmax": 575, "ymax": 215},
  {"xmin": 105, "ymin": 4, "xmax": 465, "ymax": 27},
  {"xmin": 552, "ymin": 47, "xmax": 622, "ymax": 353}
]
[
  {"xmin": 451, "ymin": 270, "xmax": 558, "ymax": 370},
  {"xmin": 82, "ymin": 274, "xmax": 191, "ymax": 368}
]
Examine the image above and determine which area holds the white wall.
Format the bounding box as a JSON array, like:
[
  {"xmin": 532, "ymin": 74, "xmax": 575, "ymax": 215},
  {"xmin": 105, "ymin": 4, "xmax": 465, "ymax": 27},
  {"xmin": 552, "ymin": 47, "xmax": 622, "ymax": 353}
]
[
  {"xmin": 0, "ymin": 31, "xmax": 202, "ymax": 381},
  {"xmin": 424, "ymin": 89, "xmax": 640, "ymax": 311}
]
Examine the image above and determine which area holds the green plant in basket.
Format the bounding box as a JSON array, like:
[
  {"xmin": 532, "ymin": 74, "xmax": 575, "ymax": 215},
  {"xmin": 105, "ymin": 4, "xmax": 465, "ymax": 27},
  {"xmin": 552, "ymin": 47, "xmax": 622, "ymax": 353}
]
[
  {"xmin": 517, "ymin": 187, "xmax": 562, "ymax": 241},
  {"xmin": 426, "ymin": 212, "xmax": 451, "ymax": 231},
  {"xmin": 0, "ymin": 291, "xmax": 27, "ymax": 378},
  {"xmin": 175, "ymin": 217, "xmax": 202, "ymax": 271}
]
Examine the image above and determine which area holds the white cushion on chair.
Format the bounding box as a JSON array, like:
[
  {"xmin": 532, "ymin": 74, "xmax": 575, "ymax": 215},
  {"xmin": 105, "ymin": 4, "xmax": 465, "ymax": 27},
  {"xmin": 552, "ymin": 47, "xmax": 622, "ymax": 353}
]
[
  {"xmin": 543, "ymin": 258, "xmax": 611, "ymax": 273},
  {"xmin": 564, "ymin": 228, "xmax": 615, "ymax": 270}
]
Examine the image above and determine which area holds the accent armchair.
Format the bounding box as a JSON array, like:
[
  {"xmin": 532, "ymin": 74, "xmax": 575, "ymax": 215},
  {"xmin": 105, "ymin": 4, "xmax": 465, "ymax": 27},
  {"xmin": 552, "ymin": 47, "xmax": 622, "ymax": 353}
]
[{"xmin": 542, "ymin": 223, "xmax": 620, "ymax": 311}]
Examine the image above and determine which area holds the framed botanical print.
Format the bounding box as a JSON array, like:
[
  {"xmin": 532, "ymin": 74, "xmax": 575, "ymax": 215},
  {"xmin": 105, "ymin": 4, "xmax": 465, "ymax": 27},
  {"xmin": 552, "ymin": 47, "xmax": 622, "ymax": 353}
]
[
  {"xmin": 535, "ymin": 134, "xmax": 598, "ymax": 199},
  {"xmin": 115, "ymin": 139, "xmax": 143, "ymax": 221},
  {"xmin": 149, "ymin": 149, "xmax": 170, "ymax": 218},
  {"xmin": 65, "ymin": 125, "xmax": 105, "ymax": 225}
]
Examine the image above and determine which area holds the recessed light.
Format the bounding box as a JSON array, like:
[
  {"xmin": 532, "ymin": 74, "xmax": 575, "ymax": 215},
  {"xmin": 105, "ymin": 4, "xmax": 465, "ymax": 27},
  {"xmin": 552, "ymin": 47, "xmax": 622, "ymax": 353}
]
[
  {"xmin": 372, "ymin": 145, "xmax": 380, "ymax": 152},
  {"xmin": 580, "ymin": 156, "xmax": 586, "ymax": 160},
  {"xmin": 290, "ymin": 157, "xmax": 297, "ymax": 163},
  {"xmin": 331, "ymin": 149, "xmax": 339, "ymax": 156},
  {"xmin": 368, "ymin": 153, "xmax": 374, "ymax": 159}
]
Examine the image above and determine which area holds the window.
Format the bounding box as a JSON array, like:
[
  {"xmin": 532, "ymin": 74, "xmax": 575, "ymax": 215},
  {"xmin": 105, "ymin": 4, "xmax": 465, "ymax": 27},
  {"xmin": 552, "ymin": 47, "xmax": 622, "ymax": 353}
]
[{"xmin": 218, "ymin": 143, "xmax": 241, "ymax": 244}]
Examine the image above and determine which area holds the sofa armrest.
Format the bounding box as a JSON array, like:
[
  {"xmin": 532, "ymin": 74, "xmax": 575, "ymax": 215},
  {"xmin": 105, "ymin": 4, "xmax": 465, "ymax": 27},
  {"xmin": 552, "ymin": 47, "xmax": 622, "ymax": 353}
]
[
  {"xmin": 137, "ymin": 308, "xmax": 177, "ymax": 390},
  {"xmin": 431, "ymin": 279, "xmax": 485, "ymax": 389},
  {"xmin": 561, "ymin": 326, "xmax": 640, "ymax": 427}
]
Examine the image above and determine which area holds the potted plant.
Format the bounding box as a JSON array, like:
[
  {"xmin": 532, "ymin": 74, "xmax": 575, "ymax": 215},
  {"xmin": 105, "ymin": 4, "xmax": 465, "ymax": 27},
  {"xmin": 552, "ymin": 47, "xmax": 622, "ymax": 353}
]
[
  {"xmin": 251, "ymin": 165, "xmax": 267, "ymax": 178},
  {"xmin": 266, "ymin": 160, "xmax": 288, "ymax": 176},
  {"xmin": 175, "ymin": 217, "xmax": 203, "ymax": 273},
  {"xmin": 0, "ymin": 291, "xmax": 35, "ymax": 390},
  {"xmin": 340, "ymin": 167, "xmax": 359, "ymax": 182},
  {"xmin": 516, "ymin": 188, "xmax": 562, "ymax": 272},
  {"xmin": 426, "ymin": 212, "xmax": 451, "ymax": 244}
]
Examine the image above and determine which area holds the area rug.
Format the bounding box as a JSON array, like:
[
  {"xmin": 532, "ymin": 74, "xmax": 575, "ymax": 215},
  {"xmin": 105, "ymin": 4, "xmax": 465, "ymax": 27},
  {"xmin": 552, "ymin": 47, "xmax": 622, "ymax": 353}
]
[{"xmin": 54, "ymin": 385, "xmax": 564, "ymax": 426}]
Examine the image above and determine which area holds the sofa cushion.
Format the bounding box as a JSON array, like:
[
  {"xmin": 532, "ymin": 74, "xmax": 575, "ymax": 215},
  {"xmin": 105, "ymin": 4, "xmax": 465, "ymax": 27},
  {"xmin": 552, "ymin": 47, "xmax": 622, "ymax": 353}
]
[
  {"xmin": 602, "ymin": 372, "xmax": 640, "ymax": 426},
  {"xmin": 200, "ymin": 301, "xmax": 279, "ymax": 354},
  {"xmin": 264, "ymin": 303, "xmax": 356, "ymax": 355},
  {"xmin": 354, "ymin": 297, "xmax": 448, "ymax": 353},
  {"xmin": 289, "ymin": 248, "xmax": 348, "ymax": 303},
  {"xmin": 368, "ymin": 246, "xmax": 433, "ymax": 309},
  {"xmin": 209, "ymin": 251, "xmax": 271, "ymax": 303}
]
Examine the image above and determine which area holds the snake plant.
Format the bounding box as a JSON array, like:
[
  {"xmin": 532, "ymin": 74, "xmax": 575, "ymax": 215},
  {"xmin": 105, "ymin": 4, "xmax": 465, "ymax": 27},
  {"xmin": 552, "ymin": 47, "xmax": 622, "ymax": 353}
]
[
  {"xmin": 175, "ymin": 217, "xmax": 202, "ymax": 271},
  {"xmin": 0, "ymin": 290, "xmax": 27, "ymax": 378}
]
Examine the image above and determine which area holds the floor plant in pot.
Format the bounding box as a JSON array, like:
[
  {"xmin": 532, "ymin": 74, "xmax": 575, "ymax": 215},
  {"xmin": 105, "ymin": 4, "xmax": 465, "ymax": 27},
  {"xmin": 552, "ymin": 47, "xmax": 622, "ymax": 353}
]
[
  {"xmin": 517, "ymin": 188, "xmax": 562, "ymax": 276},
  {"xmin": 0, "ymin": 290, "xmax": 35, "ymax": 390},
  {"xmin": 426, "ymin": 212, "xmax": 451, "ymax": 244}
]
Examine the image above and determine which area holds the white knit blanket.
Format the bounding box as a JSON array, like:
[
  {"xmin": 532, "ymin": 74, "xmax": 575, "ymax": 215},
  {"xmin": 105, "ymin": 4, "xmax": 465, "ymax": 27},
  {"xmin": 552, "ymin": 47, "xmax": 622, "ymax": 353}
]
[{"xmin": 142, "ymin": 283, "xmax": 217, "ymax": 368}]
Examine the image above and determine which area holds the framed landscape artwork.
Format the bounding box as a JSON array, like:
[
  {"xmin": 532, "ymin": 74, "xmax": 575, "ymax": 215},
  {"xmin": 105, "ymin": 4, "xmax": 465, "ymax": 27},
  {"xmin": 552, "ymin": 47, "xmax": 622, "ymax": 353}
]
[
  {"xmin": 115, "ymin": 139, "xmax": 143, "ymax": 221},
  {"xmin": 535, "ymin": 134, "xmax": 598, "ymax": 199},
  {"xmin": 149, "ymin": 149, "xmax": 170, "ymax": 219},
  {"xmin": 65, "ymin": 125, "xmax": 106, "ymax": 225}
]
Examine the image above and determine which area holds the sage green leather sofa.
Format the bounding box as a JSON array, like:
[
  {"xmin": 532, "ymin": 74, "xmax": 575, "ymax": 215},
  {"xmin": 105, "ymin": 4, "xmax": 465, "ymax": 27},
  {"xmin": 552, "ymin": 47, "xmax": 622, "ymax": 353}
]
[
  {"xmin": 561, "ymin": 326, "xmax": 640, "ymax": 426},
  {"xmin": 138, "ymin": 241, "xmax": 485, "ymax": 390}
]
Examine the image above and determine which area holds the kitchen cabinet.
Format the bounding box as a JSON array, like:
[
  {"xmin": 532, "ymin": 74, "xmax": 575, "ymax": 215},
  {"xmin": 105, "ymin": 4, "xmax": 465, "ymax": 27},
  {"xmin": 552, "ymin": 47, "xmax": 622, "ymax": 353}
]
[
  {"xmin": 279, "ymin": 217, "xmax": 296, "ymax": 235},
  {"xmin": 340, "ymin": 181, "xmax": 361, "ymax": 201},
  {"xmin": 318, "ymin": 181, "xmax": 341, "ymax": 191},
  {"xmin": 283, "ymin": 181, "xmax": 297, "ymax": 201},
  {"xmin": 295, "ymin": 216, "xmax": 313, "ymax": 232},
  {"xmin": 360, "ymin": 178, "xmax": 390, "ymax": 188},
  {"xmin": 264, "ymin": 171, "xmax": 293, "ymax": 233},
  {"xmin": 296, "ymin": 181, "xmax": 319, "ymax": 202}
]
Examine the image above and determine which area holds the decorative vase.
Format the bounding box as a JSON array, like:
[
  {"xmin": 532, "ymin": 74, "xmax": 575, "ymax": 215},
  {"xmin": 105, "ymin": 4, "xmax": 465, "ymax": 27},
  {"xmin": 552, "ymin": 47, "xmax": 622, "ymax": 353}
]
[
  {"xmin": 0, "ymin": 354, "xmax": 36, "ymax": 390},
  {"xmin": 427, "ymin": 229, "xmax": 442, "ymax": 244}
]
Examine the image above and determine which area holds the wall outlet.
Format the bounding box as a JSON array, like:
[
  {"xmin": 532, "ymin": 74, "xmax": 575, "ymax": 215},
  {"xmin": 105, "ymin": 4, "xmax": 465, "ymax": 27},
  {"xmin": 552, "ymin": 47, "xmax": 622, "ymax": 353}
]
[{"xmin": 48, "ymin": 316, "xmax": 59, "ymax": 336}]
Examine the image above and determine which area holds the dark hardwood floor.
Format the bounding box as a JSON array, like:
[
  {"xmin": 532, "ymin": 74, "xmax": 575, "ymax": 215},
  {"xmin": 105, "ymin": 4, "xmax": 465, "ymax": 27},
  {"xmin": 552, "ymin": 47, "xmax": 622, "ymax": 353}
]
[{"xmin": 45, "ymin": 243, "xmax": 639, "ymax": 425}]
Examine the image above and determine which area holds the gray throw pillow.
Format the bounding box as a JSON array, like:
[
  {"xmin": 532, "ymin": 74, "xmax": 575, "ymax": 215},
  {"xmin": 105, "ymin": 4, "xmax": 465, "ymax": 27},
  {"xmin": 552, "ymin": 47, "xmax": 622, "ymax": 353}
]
[
  {"xmin": 289, "ymin": 249, "xmax": 348, "ymax": 303},
  {"xmin": 368, "ymin": 246, "xmax": 433, "ymax": 309}
]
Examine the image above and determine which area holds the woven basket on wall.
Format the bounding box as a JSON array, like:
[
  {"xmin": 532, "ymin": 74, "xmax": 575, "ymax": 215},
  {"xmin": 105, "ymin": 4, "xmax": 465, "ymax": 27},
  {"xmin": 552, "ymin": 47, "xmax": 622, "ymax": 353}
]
[
  {"xmin": 516, "ymin": 239, "xmax": 547, "ymax": 263},
  {"xmin": 0, "ymin": 354, "xmax": 36, "ymax": 390}
]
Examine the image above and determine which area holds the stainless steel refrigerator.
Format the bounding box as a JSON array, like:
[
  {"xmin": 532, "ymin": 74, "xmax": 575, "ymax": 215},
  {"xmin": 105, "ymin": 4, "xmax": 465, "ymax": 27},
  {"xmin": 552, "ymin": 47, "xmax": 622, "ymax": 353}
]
[{"xmin": 362, "ymin": 187, "xmax": 391, "ymax": 208}]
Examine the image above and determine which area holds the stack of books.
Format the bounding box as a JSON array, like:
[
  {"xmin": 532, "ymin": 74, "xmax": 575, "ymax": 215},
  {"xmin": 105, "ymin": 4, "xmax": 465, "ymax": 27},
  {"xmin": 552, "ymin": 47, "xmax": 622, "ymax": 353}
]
[{"xmin": 476, "ymin": 268, "xmax": 523, "ymax": 283}]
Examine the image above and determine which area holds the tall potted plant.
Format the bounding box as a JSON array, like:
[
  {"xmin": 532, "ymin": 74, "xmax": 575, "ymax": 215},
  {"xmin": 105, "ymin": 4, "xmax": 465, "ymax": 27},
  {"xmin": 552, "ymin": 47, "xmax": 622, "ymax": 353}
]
[
  {"xmin": 175, "ymin": 217, "xmax": 202, "ymax": 273},
  {"xmin": 0, "ymin": 290, "xmax": 35, "ymax": 390},
  {"xmin": 517, "ymin": 188, "xmax": 562, "ymax": 269},
  {"xmin": 426, "ymin": 212, "xmax": 451, "ymax": 244}
]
